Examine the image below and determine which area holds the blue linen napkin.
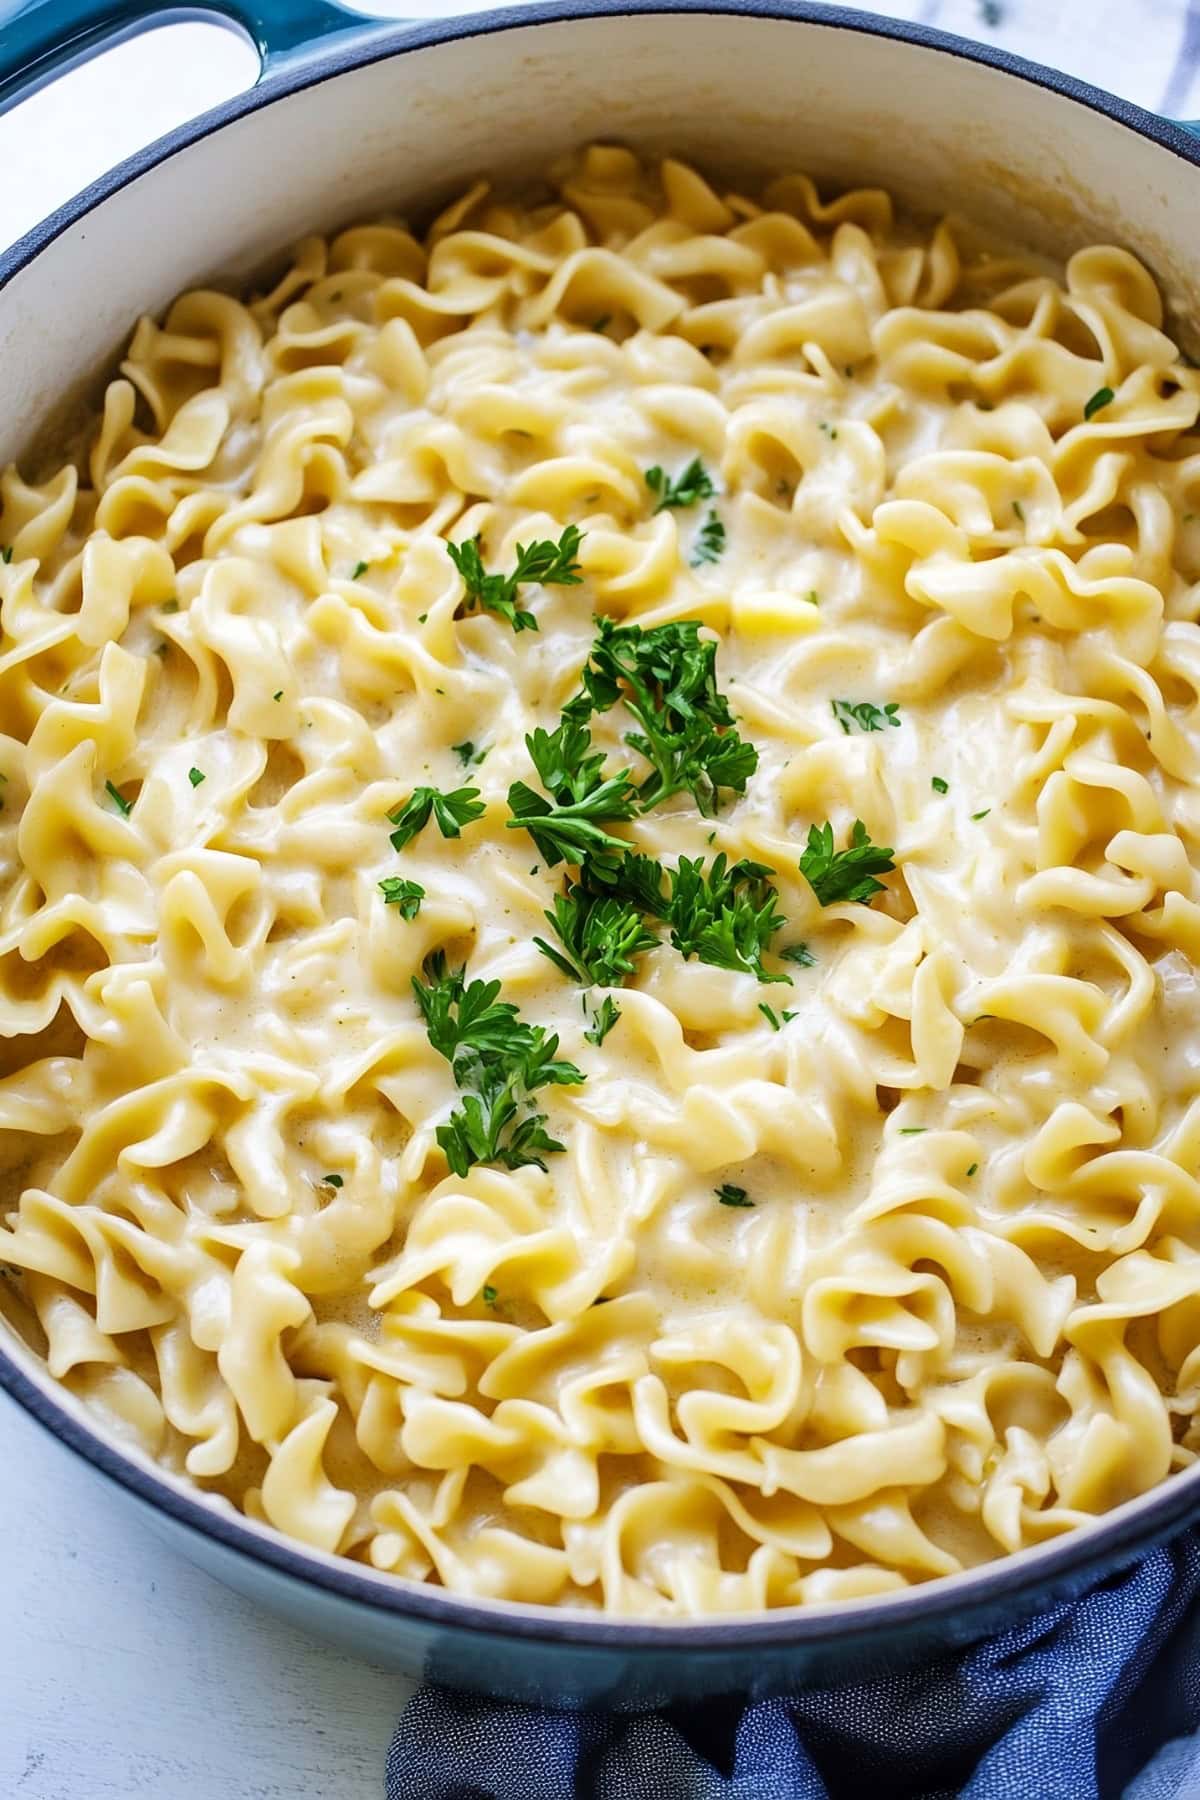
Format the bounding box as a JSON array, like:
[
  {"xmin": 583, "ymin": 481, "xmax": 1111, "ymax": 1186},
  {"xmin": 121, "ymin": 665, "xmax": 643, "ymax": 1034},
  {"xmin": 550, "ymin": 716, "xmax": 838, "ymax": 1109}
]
[{"xmin": 385, "ymin": 1533, "xmax": 1200, "ymax": 1799}]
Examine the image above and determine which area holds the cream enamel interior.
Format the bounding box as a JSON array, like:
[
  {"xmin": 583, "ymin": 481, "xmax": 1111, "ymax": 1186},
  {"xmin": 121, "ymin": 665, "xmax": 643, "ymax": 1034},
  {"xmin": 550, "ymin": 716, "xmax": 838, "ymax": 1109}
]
[{"xmin": 3, "ymin": 145, "xmax": 1200, "ymax": 1617}]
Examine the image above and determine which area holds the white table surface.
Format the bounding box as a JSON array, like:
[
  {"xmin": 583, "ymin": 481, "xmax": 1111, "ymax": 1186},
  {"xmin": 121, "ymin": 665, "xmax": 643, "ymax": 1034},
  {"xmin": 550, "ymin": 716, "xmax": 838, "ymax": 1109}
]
[{"xmin": 2, "ymin": 7, "xmax": 1199, "ymax": 1797}]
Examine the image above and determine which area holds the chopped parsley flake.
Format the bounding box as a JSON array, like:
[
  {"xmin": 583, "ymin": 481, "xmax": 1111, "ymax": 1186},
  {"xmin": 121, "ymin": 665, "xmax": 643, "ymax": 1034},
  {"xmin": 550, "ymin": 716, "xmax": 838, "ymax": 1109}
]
[
  {"xmin": 104, "ymin": 780, "xmax": 132, "ymax": 817},
  {"xmin": 972, "ymin": 808, "xmax": 991, "ymax": 821},
  {"xmin": 351, "ymin": 560, "xmax": 369, "ymax": 579},
  {"xmin": 781, "ymin": 942, "xmax": 815, "ymax": 968},
  {"xmin": 162, "ymin": 598, "xmax": 179, "ymax": 613},
  {"xmin": 378, "ymin": 875, "xmax": 425, "ymax": 919},
  {"xmin": 931, "ymin": 776, "xmax": 949, "ymax": 795},
  {"xmin": 966, "ymin": 1162, "xmax": 979, "ymax": 1177},
  {"xmin": 482, "ymin": 1284, "xmax": 498, "ymax": 1306},
  {"xmin": 452, "ymin": 741, "xmax": 489, "ymax": 769},
  {"xmin": 690, "ymin": 510, "xmax": 726, "ymax": 567},
  {"xmin": 899, "ymin": 1127, "xmax": 926, "ymax": 1135},
  {"xmin": 0, "ymin": 547, "xmax": 11, "ymax": 563},
  {"xmin": 272, "ymin": 690, "xmax": 283, "ymax": 701},
  {"xmin": 584, "ymin": 995, "xmax": 621, "ymax": 1046},
  {"xmin": 758, "ymin": 1002, "xmax": 796, "ymax": 1030},
  {"xmin": 1012, "ymin": 499, "xmax": 1025, "ymax": 522},
  {"xmin": 321, "ymin": 1173, "xmax": 343, "ymax": 1188},
  {"xmin": 831, "ymin": 698, "xmax": 901, "ymax": 735},
  {"xmin": 715, "ymin": 1183, "xmax": 754, "ymax": 1208},
  {"xmin": 644, "ymin": 457, "xmax": 715, "ymax": 514},
  {"xmin": 1084, "ymin": 385, "xmax": 1115, "ymax": 420},
  {"xmin": 188, "ymin": 767, "xmax": 205, "ymax": 788}
]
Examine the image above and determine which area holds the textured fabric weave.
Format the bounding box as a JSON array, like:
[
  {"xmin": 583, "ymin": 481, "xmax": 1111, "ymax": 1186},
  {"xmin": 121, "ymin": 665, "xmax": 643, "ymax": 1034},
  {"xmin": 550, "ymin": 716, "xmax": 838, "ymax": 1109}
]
[{"xmin": 385, "ymin": 1535, "xmax": 1200, "ymax": 1799}]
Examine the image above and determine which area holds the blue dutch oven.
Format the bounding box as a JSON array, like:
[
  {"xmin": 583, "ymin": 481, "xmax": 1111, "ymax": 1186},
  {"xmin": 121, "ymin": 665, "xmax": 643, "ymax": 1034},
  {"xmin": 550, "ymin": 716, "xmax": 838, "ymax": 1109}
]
[{"xmin": 2, "ymin": 0, "xmax": 1200, "ymax": 1708}]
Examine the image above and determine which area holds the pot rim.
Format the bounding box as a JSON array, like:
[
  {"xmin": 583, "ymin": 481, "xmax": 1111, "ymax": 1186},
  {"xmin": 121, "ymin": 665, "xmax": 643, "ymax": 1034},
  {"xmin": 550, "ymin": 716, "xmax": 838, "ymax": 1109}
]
[{"xmin": 3, "ymin": 0, "xmax": 1200, "ymax": 1651}]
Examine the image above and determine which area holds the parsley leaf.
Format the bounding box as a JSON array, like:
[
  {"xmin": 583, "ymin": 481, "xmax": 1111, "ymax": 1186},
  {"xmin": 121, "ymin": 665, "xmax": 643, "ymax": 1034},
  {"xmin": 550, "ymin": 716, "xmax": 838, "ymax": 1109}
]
[
  {"xmin": 690, "ymin": 510, "xmax": 725, "ymax": 567},
  {"xmin": 931, "ymin": 776, "xmax": 949, "ymax": 795},
  {"xmin": 1084, "ymin": 385, "xmax": 1115, "ymax": 420},
  {"xmin": 645, "ymin": 457, "xmax": 715, "ymax": 514},
  {"xmin": 584, "ymin": 995, "xmax": 621, "ymax": 1046},
  {"xmin": 715, "ymin": 1183, "xmax": 754, "ymax": 1207},
  {"xmin": 447, "ymin": 525, "xmax": 583, "ymax": 634},
  {"xmin": 799, "ymin": 819, "xmax": 895, "ymax": 907},
  {"xmin": 506, "ymin": 717, "xmax": 637, "ymax": 871},
  {"xmin": 320, "ymin": 1173, "xmax": 344, "ymax": 1188},
  {"xmin": 351, "ymin": 560, "xmax": 369, "ymax": 579},
  {"xmin": 388, "ymin": 784, "xmax": 485, "ymax": 850},
  {"xmin": 482, "ymin": 1284, "xmax": 499, "ymax": 1306},
  {"xmin": 188, "ymin": 767, "xmax": 206, "ymax": 788},
  {"xmin": 412, "ymin": 952, "xmax": 584, "ymax": 1176},
  {"xmin": 667, "ymin": 853, "xmax": 789, "ymax": 983},
  {"xmin": 831, "ymin": 699, "xmax": 901, "ymax": 735},
  {"xmin": 378, "ymin": 875, "xmax": 425, "ymax": 919},
  {"xmin": 573, "ymin": 616, "xmax": 756, "ymax": 816},
  {"xmin": 534, "ymin": 887, "xmax": 659, "ymax": 986},
  {"xmin": 781, "ymin": 942, "xmax": 815, "ymax": 968},
  {"xmin": 104, "ymin": 780, "xmax": 132, "ymax": 817}
]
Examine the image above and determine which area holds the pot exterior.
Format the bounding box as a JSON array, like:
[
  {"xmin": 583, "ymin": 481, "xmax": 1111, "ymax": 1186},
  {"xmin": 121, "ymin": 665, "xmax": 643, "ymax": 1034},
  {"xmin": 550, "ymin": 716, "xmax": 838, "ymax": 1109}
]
[{"xmin": 4, "ymin": 1, "xmax": 1200, "ymax": 1704}]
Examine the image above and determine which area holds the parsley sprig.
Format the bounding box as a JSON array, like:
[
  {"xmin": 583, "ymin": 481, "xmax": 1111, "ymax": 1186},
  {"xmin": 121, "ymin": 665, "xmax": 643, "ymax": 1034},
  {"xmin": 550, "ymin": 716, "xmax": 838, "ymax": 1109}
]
[
  {"xmin": 412, "ymin": 951, "xmax": 584, "ymax": 1176},
  {"xmin": 389, "ymin": 784, "xmax": 485, "ymax": 850},
  {"xmin": 584, "ymin": 995, "xmax": 621, "ymax": 1046},
  {"xmin": 534, "ymin": 887, "xmax": 659, "ymax": 986},
  {"xmin": 799, "ymin": 820, "xmax": 895, "ymax": 907},
  {"xmin": 446, "ymin": 525, "xmax": 583, "ymax": 633},
  {"xmin": 573, "ymin": 617, "xmax": 756, "ymax": 816},
  {"xmin": 667, "ymin": 853, "xmax": 789, "ymax": 983},
  {"xmin": 506, "ymin": 717, "xmax": 638, "ymax": 871},
  {"xmin": 645, "ymin": 457, "xmax": 714, "ymax": 513}
]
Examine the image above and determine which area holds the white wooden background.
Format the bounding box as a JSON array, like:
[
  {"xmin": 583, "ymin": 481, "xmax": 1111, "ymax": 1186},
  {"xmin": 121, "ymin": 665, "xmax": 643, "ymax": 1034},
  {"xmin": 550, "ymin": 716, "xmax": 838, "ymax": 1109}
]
[{"xmin": 1, "ymin": 5, "xmax": 1197, "ymax": 1796}]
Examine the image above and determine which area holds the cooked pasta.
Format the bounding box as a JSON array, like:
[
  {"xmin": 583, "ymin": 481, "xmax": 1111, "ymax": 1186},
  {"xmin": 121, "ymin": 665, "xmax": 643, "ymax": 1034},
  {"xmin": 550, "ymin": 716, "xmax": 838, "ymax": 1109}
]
[{"xmin": 2, "ymin": 145, "xmax": 1200, "ymax": 1615}]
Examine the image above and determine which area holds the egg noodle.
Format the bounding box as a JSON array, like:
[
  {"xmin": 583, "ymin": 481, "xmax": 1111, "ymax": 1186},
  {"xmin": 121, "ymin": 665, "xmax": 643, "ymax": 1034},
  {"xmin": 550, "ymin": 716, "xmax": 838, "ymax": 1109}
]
[{"xmin": 1, "ymin": 146, "xmax": 1199, "ymax": 1615}]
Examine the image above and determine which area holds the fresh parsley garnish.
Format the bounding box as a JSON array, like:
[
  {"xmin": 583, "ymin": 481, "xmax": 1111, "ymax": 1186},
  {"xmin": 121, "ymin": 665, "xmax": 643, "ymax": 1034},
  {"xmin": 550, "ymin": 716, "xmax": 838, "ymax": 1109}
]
[
  {"xmin": 966, "ymin": 1162, "xmax": 979, "ymax": 1177},
  {"xmin": 799, "ymin": 820, "xmax": 895, "ymax": 907},
  {"xmin": 105, "ymin": 780, "xmax": 132, "ymax": 817},
  {"xmin": 0, "ymin": 547, "xmax": 11, "ymax": 564},
  {"xmin": 452, "ymin": 741, "xmax": 487, "ymax": 769},
  {"xmin": 273, "ymin": 690, "xmax": 283, "ymax": 701},
  {"xmin": 931, "ymin": 776, "xmax": 949, "ymax": 795},
  {"xmin": 412, "ymin": 952, "xmax": 584, "ymax": 1176},
  {"xmin": 572, "ymin": 616, "xmax": 756, "ymax": 816},
  {"xmin": 535, "ymin": 887, "xmax": 658, "ymax": 986},
  {"xmin": 482, "ymin": 1284, "xmax": 498, "ymax": 1306},
  {"xmin": 667, "ymin": 853, "xmax": 789, "ymax": 984},
  {"xmin": 321, "ymin": 1173, "xmax": 344, "ymax": 1188},
  {"xmin": 446, "ymin": 525, "xmax": 583, "ymax": 634},
  {"xmin": 351, "ymin": 560, "xmax": 369, "ymax": 579},
  {"xmin": 188, "ymin": 767, "xmax": 206, "ymax": 788},
  {"xmin": 831, "ymin": 699, "xmax": 901, "ymax": 735},
  {"xmin": 972, "ymin": 808, "xmax": 991, "ymax": 821},
  {"xmin": 1084, "ymin": 386, "xmax": 1115, "ymax": 420},
  {"xmin": 781, "ymin": 942, "xmax": 815, "ymax": 968},
  {"xmin": 1012, "ymin": 499, "xmax": 1024, "ymax": 522},
  {"xmin": 690, "ymin": 510, "xmax": 725, "ymax": 567},
  {"xmin": 378, "ymin": 875, "xmax": 425, "ymax": 919},
  {"xmin": 898, "ymin": 1127, "xmax": 926, "ymax": 1135},
  {"xmin": 584, "ymin": 995, "xmax": 621, "ymax": 1046},
  {"xmin": 715, "ymin": 1183, "xmax": 754, "ymax": 1207},
  {"xmin": 506, "ymin": 717, "xmax": 637, "ymax": 871},
  {"xmin": 388, "ymin": 784, "xmax": 485, "ymax": 850},
  {"xmin": 645, "ymin": 457, "xmax": 715, "ymax": 514},
  {"xmin": 758, "ymin": 1003, "xmax": 796, "ymax": 1030}
]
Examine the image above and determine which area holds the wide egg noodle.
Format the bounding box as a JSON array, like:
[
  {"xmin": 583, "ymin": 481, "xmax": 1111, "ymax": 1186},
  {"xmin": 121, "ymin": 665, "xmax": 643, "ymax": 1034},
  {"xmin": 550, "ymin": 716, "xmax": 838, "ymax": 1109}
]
[{"xmin": 2, "ymin": 144, "xmax": 1200, "ymax": 1614}]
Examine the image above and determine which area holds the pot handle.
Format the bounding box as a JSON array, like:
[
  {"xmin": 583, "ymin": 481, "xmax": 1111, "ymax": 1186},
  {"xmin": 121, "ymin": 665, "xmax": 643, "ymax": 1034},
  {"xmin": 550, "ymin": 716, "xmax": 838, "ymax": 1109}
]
[{"xmin": 0, "ymin": 0, "xmax": 385, "ymax": 116}]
